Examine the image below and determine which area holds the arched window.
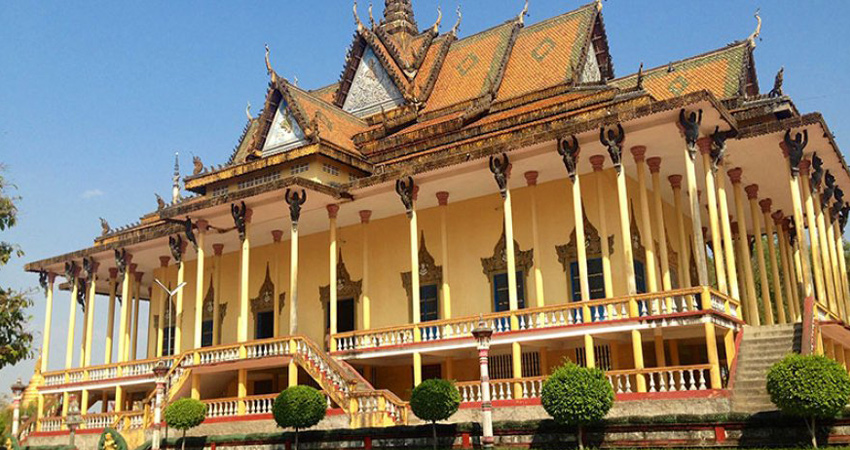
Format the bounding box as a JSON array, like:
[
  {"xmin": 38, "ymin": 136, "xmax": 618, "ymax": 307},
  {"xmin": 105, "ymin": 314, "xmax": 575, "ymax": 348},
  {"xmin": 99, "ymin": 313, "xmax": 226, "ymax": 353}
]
[
  {"xmin": 251, "ymin": 264, "xmax": 284, "ymax": 340},
  {"xmin": 402, "ymin": 233, "xmax": 443, "ymax": 323},
  {"xmin": 481, "ymin": 228, "xmax": 533, "ymax": 329},
  {"xmin": 321, "ymin": 253, "xmax": 362, "ymax": 341}
]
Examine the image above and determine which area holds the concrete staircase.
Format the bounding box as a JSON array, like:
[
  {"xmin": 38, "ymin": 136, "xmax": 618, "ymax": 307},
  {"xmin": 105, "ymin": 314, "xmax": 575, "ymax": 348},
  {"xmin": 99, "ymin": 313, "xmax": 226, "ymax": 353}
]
[{"xmin": 731, "ymin": 323, "xmax": 801, "ymax": 413}]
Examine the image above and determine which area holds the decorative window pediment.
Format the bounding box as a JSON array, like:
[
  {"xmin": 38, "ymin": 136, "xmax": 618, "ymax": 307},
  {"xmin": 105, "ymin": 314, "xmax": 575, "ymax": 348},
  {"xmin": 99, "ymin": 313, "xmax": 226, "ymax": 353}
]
[
  {"xmin": 481, "ymin": 227, "xmax": 534, "ymax": 278},
  {"xmin": 342, "ymin": 46, "xmax": 406, "ymax": 117},
  {"xmin": 201, "ymin": 275, "xmax": 228, "ymax": 322},
  {"xmin": 401, "ymin": 232, "xmax": 443, "ymax": 301},
  {"xmin": 320, "ymin": 252, "xmax": 363, "ymax": 305},
  {"xmin": 162, "ymin": 297, "xmax": 177, "ymax": 327},
  {"xmin": 251, "ymin": 263, "xmax": 285, "ymax": 314},
  {"xmin": 556, "ymin": 209, "xmax": 615, "ymax": 271},
  {"xmin": 630, "ymin": 204, "xmax": 646, "ymax": 261}
]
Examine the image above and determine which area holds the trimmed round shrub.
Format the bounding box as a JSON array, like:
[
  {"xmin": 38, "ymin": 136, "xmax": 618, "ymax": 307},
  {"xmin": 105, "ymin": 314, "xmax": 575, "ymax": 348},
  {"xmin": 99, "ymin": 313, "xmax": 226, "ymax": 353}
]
[
  {"xmin": 541, "ymin": 362, "xmax": 614, "ymax": 449},
  {"xmin": 273, "ymin": 386, "xmax": 326, "ymax": 450},
  {"xmin": 410, "ymin": 379, "xmax": 461, "ymax": 450},
  {"xmin": 164, "ymin": 398, "xmax": 207, "ymax": 450},
  {"xmin": 767, "ymin": 354, "xmax": 850, "ymax": 447}
]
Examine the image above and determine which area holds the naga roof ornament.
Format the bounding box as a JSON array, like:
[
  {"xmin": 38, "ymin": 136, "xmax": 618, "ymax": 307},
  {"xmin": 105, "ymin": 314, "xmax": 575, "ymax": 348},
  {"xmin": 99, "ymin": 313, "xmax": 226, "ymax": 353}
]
[{"xmin": 747, "ymin": 9, "xmax": 762, "ymax": 48}]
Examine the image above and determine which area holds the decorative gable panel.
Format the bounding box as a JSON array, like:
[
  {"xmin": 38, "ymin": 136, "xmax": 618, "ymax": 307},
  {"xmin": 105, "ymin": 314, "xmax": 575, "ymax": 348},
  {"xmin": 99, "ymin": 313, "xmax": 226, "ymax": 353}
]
[
  {"xmin": 579, "ymin": 44, "xmax": 601, "ymax": 83},
  {"xmin": 262, "ymin": 100, "xmax": 308, "ymax": 156},
  {"xmin": 342, "ymin": 47, "xmax": 405, "ymax": 117}
]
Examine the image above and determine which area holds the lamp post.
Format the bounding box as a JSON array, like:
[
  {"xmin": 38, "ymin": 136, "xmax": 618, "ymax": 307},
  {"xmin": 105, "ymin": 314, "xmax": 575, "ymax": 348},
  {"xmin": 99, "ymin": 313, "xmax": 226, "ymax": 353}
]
[
  {"xmin": 472, "ymin": 320, "xmax": 494, "ymax": 449},
  {"xmin": 152, "ymin": 361, "xmax": 169, "ymax": 450},
  {"xmin": 11, "ymin": 378, "xmax": 26, "ymax": 436},
  {"xmin": 65, "ymin": 394, "xmax": 83, "ymax": 447}
]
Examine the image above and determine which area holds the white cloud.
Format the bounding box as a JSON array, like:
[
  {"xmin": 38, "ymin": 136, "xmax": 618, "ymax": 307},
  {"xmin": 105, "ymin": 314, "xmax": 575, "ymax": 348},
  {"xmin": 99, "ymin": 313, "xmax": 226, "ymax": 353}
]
[{"xmin": 81, "ymin": 189, "xmax": 104, "ymax": 199}]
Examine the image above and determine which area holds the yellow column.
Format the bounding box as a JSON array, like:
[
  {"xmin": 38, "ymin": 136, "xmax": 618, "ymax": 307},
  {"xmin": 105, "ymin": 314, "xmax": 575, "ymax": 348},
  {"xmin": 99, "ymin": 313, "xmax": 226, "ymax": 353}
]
[
  {"xmin": 522, "ymin": 174, "xmax": 545, "ymax": 307},
  {"xmin": 669, "ymin": 339, "xmax": 680, "ymax": 366},
  {"xmin": 36, "ymin": 394, "xmax": 44, "ymax": 431},
  {"xmin": 825, "ymin": 210, "xmax": 847, "ymax": 319},
  {"xmin": 81, "ymin": 390, "xmax": 89, "ymax": 415},
  {"xmin": 777, "ymin": 217, "xmax": 798, "ymax": 319},
  {"xmin": 328, "ymin": 205, "xmax": 339, "ymax": 351},
  {"xmin": 782, "ymin": 144, "xmax": 815, "ymax": 300},
  {"xmin": 745, "ymin": 185, "xmax": 775, "ymax": 325},
  {"xmin": 413, "ymin": 352, "xmax": 422, "ymax": 387},
  {"xmin": 814, "ymin": 187, "xmax": 840, "ymax": 316},
  {"xmin": 288, "ymin": 196, "xmax": 302, "ymax": 335},
  {"xmin": 704, "ymin": 323, "xmax": 722, "ymax": 389},
  {"xmin": 115, "ymin": 386, "xmax": 124, "ymax": 413},
  {"xmin": 130, "ymin": 271, "xmax": 142, "ymax": 361},
  {"xmin": 193, "ymin": 220, "xmax": 208, "ymax": 352},
  {"xmin": 272, "ymin": 231, "xmax": 283, "ymax": 337},
  {"xmin": 728, "ymin": 169, "xmax": 760, "ymax": 325},
  {"xmin": 723, "ymin": 329, "xmax": 736, "ymax": 366},
  {"xmin": 832, "ymin": 219, "xmax": 850, "ymax": 317},
  {"xmin": 683, "ymin": 134, "xmax": 709, "ymax": 286},
  {"xmin": 501, "ymin": 174, "xmax": 519, "ymax": 326},
  {"xmin": 584, "ymin": 335, "xmax": 596, "ymax": 368},
  {"xmin": 647, "ymin": 158, "xmax": 672, "ymax": 294},
  {"xmin": 512, "ymin": 341, "xmax": 523, "ymax": 398},
  {"xmin": 174, "ymin": 239, "xmax": 187, "ymax": 355},
  {"xmin": 590, "ymin": 157, "xmax": 614, "ymax": 297},
  {"xmin": 437, "ymin": 193, "xmax": 453, "ymax": 316},
  {"xmin": 212, "ymin": 246, "xmax": 223, "ymax": 344},
  {"xmin": 64, "ymin": 265, "xmax": 79, "ymax": 369},
  {"xmin": 237, "ymin": 208, "xmax": 253, "ymax": 344},
  {"xmin": 631, "ymin": 330, "xmax": 646, "ymax": 392},
  {"xmin": 669, "ymin": 175, "xmax": 691, "ymax": 287},
  {"xmin": 360, "ymin": 211, "xmax": 372, "ymax": 329},
  {"xmin": 653, "ymin": 330, "xmax": 666, "ymax": 367},
  {"xmin": 716, "ymin": 162, "xmax": 741, "ymax": 300},
  {"xmin": 40, "ymin": 273, "xmax": 56, "ymax": 373},
  {"xmin": 191, "ymin": 374, "xmax": 200, "ymax": 400},
  {"xmin": 567, "ymin": 154, "xmax": 591, "ymax": 303},
  {"xmin": 83, "ymin": 262, "xmax": 99, "ymax": 367},
  {"xmin": 156, "ymin": 257, "xmax": 169, "ymax": 357},
  {"xmin": 799, "ymin": 160, "xmax": 829, "ymax": 307},
  {"xmin": 632, "ymin": 146, "xmax": 659, "ymax": 293},
  {"xmin": 237, "ymin": 369, "xmax": 247, "ymax": 414},
  {"xmin": 761, "ymin": 201, "xmax": 787, "ymax": 324},
  {"xmin": 698, "ymin": 138, "xmax": 728, "ymax": 293},
  {"xmin": 104, "ymin": 269, "xmax": 118, "ymax": 364}
]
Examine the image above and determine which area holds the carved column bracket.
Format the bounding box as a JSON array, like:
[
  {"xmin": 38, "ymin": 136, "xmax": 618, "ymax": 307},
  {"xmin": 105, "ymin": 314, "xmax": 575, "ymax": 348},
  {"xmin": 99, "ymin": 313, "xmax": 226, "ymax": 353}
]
[
  {"xmin": 285, "ymin": 189, "xmax": 307, "ymax": 227},
  {"xmin": 557, "ymin": 136, "xmax": 580, "ymax": 181},
  {"xmin": 489, "ymin": 154, "xmax": 510, "ymax": 198},
  {"xmin": 599, "ymin": 124, "xmax": 625, "ymax": 173},
  {"xmin": 678, "ymin": 109, "xmax": 703, "ymax": 160},
  {"xmin": 395, "ymin": 177, "xmax": 415, "ymax": 217}
]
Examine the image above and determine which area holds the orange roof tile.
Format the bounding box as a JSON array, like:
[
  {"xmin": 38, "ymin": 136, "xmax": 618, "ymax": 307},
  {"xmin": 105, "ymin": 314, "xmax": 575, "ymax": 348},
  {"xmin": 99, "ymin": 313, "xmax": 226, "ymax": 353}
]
[
  {"xmin": 287, "ymin": 84, "xmax": 368, "ymax": 154},
  {"xmin": 611, "ymin": 43, "xmax": 751, "ymax": 100},
  {"xmin": 422, "ymin": 21, "xmax": 518, "ymax": 113},
  {"xmin": 497, "ymin": 5, "xmax": 596, "ymax": 101},
  {"xmin": 310, "ymin": 83, "xmax": 339, "ymax": 103}
]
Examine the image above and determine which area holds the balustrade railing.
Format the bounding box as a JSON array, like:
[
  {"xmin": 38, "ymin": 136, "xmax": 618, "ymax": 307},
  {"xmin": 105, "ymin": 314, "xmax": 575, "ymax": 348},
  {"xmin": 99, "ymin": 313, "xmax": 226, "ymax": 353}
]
[
  {"xmin": 456, "ymin": 377, "xmax": 545, "ymax": 402},
  {"xmin": 84, "ymin": 413, "xmax": 117, "ymax": 430},
  {"xmin": 336, "ymin": 287, "xmax": 739, "ymax": 352},
  {"xmin": 39, "ymin": 416, "xmax": 63, "ymax": 432}
]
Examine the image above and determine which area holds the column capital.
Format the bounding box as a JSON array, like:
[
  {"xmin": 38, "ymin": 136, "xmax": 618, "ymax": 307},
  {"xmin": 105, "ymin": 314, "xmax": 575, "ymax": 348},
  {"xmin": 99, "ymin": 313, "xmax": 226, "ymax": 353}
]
[
  {"xmin": 109, "ymin": 268, "xmax": 118, "ymax": 279},
  {"xmin": 412, "ymin": 184, "xmax": 420, "ymax": 202},
  {"xmin": 159, "ymin": 256, "xmax": 170, "ymax": 268},
  {"xmin": 668, "ymin": 174, "xmax": 682, "ymax": 189},
  {"xmin": 630, "ymin": 145, "xmax": 647, "ymax": 163},
  {"xmin": 771, "ymin": 210, "xmax": 785, "ymax": 224},
  {"xmin": 745, "ymin": 184, "xmax": 760, "ymax": 200},
  {"xmin": 759, "ymin": 198, "xmax": 773, "ymax": 214},
  {"xmin": 134, "ymin": 271, "xmax": 143, "ymax": 282},
  {"xmin": 589, "ymin": 155, "xmax": 605, "ymax": 171},
  {"xmin": 129, "ymin": 263, "xmax": 138, "ymax": 274},
  {"xmin": 195, "ymin": 220, "xmax": 209, "ymax": 233},
  {"xmin": 436, "ymin": 191, "xmax": 450, "ymax": 205},
  {"xmin": 88, "ymin": 261, "xmax": 101, "ymax": 276},
  {"xmin": 523, "ymin": 171, "xmax": 538, "ymax": 187},
  {"xmin": 697, "ymin": 137, "xmax": 712, "ymax": 155},
  {"xmin": 731, "ymin": 222, "xmax": 739, "ymax": 236},
  {"xmin": 272, "ymin": 230, "xmax": 283, "ymax": 242},
  {"xmin": 48, "ymin": 272, "xmax": 57, "ymax": 283},
  {"xmin": 647, "ymin": 157, "xmax": 662, "ymax": 174},
  {"xmin": 327, "ymin": 204, "xmax": 339, "ymax": 219},
  {"xmin": 213, "ymin": 244, "xmax": 224, "ymax": 256},
  {"xmin": 359, "ymin": 210, "xmax": 372, "ymax": 224},
  {"xmin": 244, "ymin": 207, "xmax": 253, "ymax": 223},
  {"xmin": 799, "ymin": 158, "xmax": 812, "ymax": 175},
  {"xmin": 727, "ymin": 167, "xmax": 743, "ymax": 184}
]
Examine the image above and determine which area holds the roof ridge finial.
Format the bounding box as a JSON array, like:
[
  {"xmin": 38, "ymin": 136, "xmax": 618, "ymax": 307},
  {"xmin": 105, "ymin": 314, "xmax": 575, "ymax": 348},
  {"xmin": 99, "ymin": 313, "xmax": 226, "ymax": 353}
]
[
  {"xmin": 368, "ymin": 2, "xmax": 376, "ymax": 29},
  {"xmin": 431, "ymin": 6, "xmax": 442, "ymax": 33},
  {"xmin": 172, "ymin": 152, "xmax": 181, "ymax": 204},
  {"xmin": 747, "ymin": 8, "xmax": 762, "ymax": 48},
  {"xmin": 594, "ymin": 0, "xmax": 602, "ymax": 12},
  {"xmin": 265, "ymin": 44, "xmax": 279, "ymax": 84},
  {"xmin": 353, "ymin": 1, "xmax": 365, "ymax": 32},
  {"xmin": 246, "ymin": 101, "xmax": 252, "ymax": 121},
  {"xmin": 517, "ymin": 0, "xmax": 529, "ymax": 26},
  {"xmin": 451, "ymin": 5, "xmax": 462, "ymax": 35}
]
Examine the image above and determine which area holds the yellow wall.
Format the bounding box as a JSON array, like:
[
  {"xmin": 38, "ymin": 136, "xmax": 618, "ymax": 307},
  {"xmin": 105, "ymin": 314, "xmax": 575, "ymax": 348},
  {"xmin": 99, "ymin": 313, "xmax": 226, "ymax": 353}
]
[{"xmin": 147, "ymin": 169, "xmax": 696, "ymax": 353}]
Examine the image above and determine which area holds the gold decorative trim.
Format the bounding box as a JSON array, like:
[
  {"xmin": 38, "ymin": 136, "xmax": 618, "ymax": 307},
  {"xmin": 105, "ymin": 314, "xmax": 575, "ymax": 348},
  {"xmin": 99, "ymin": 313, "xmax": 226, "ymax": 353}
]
[
  {"xmin": 251, "ymin": 263, "xmax": 285, "ymax": 313},
  {"xmin": 320, "ymin": 252, "xmax": 363, "ymax": 307},
  {"xmin": 555, "ymin": 207, "xmax": 614, "ymax": 272},
  {"xmin": 401, "ymin": 232, "xmax": 443, "ymax": 304}
]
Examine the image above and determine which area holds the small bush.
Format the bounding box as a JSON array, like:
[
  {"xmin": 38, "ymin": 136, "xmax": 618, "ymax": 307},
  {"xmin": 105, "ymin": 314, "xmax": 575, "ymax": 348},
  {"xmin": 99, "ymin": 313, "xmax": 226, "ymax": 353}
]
[
  {"xmin": 273, "ymin": 386, "xmax": 326, "ymax": 450},
  {"xmin": 410, "ymin": 379, "xmax": 461, "ymax": 450},
  {"xmin": 541, "ymin": 362, "xmax": 614, "ymax": 449},
  {"xmin": 164, "ymin": 398, "xmax": 207, "ymax": 450},
  {"xmin": 767, "ymin": 354, "xmax": 850, "ymax": 448}
]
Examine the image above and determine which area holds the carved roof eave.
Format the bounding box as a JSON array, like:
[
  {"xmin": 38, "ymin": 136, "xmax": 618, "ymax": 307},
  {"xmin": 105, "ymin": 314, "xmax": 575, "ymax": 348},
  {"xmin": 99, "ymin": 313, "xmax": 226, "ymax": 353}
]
[
  {"xmin": 373, "ymin": 25, "xmax": 439, "ymax": 78},
  {"xmin": 344, "ymin": 91, "xmax": 736, "ymax": 191},
  {"xmin": 184, "ymin": 142, "xmax": 373, "ymax": 192},
  {"xmin": 736, "ymin": 112, "xmax": 850, "ymax": 181}
]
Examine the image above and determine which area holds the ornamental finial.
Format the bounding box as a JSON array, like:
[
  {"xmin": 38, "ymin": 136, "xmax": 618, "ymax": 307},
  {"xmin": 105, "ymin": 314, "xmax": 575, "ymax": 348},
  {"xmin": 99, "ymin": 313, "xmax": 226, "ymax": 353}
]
[
  {"xmin": 246, "ymin": 101, "xmax": 252, "ymax": 121},
  {"xmin": 451, "ymin": 6, "xmax": 462, "ymax": 35},
  {"xmin": 517, "ymin": 0, "xmax": 529, "ymax": 26},
  {"xmin": 353, "ymin": 2, "xmax": 365, "ymax": 32},
  {"xmin": 431, "ymin": 6, "xmax": 442, "ymax": 33},
  {"xmin": 747, "ymin": 9, "xmax": 762, "ymax": 48},
  {"xmin": 368, "ymin": 3, "xmax": 375, "ymax": 28},
  {"xmin": 265, "ymin": 44, "xmax": 279, "ymax": 84}
]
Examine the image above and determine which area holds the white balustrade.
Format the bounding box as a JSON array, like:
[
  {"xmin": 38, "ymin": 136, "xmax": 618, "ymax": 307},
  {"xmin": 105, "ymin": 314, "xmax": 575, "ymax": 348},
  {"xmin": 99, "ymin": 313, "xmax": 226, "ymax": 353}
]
[
  {"xmin": 44, "ymin": 374, "xmax": 64, "ymax": 386},
  {"xmin": 197, "ymin": 347, "xmax": 240, "ymax": 365},
  {"xmin": 40, "ymin": 417, "xmax": 62, "ymax": 432},
  {"xmin": 67, "ymin": 371, "xmax": 84, "ymax": 384},
  {"xmin": 89, "ymin": 366, "xmax": 118, "ymax": 381},
  {"xmin": 205, "ymin": 399, "xmax": 240, "ymax": 418},
  {"xmin": 245, "ymin": 340, "xmax": 289, "ymax": 359},
  {"xmin": 244, "ymin": 396, "xmax": 275, "ymax": 415},
  {"xmin": 84, "ymin": 414, "xmax": 116, "ymax": 430}
]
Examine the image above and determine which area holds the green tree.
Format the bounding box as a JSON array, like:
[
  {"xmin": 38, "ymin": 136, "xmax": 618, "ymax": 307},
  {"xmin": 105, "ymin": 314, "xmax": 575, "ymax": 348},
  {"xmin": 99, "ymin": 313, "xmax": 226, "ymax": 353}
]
[
  {"xmin": 767, "ymin": 354, "xmax": 850, "ymax": 448},
  {"xmin": 272, "ymin": 386, "xmax": 326, "ymax": 450},
  {"xmin": 0, "ymin": 167, "xmax": 33, "ymax": 371},
  {"xmin": 541, "ymin": 361, "xmax": 614, "ymax": 450},
  {"xmin": 410, "ymin": 379, "xmax": 461, "ymax": 450},
  {"xmin": 164, "ymin": 398, "xmax": 206, "ymax": 450}
]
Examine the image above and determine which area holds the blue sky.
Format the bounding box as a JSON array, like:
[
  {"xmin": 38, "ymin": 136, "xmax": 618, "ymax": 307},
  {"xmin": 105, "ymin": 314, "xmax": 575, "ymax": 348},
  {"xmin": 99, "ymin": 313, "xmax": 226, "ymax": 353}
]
[{"xmin": 1, "ymin": 1, "xmax": 849, "ymax": 385}]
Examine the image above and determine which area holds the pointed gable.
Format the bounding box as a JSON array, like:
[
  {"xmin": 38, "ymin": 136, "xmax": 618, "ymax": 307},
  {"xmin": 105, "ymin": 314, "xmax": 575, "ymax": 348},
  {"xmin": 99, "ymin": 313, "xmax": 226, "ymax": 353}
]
[
  {"xmin": 497, "ymin": 4, "xmax": 598, "ymax": 101},
  {"xmin": 611, "ymin": 42, "xmax": 756, "ymax": 100},
  {"xmin": 263, "ymin": 97, "xmax": 309, "ymax": 155},
  {"xmin": 342, "ymin": 46, "xmax": 407, "ymax": 117}
]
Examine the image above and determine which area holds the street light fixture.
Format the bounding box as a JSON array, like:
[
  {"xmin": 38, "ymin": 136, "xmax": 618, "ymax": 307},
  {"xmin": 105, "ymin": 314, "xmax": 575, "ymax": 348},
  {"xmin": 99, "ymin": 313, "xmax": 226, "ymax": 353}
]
[
  {"xmin": 472, "ymin": 319, "xmax": 495, "ymax": 449},
  {"xmin": 65, "ymin": 394, "xmax": 83, "ymax": 447}
]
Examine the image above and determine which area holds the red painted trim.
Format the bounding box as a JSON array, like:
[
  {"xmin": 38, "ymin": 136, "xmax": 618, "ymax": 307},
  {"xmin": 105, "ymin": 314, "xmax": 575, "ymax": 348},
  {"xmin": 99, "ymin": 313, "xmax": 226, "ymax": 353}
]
[
  {"xmin": 726, "ymin": 327, "xmax": 745, "ymax": 390},
  {"xmin": 333, "ymin": 310, "xmax": 743, "ymax": 356},
  {"xmin": 715, "ymin": 425, "xmax": 726, "ymax": 443},
  {"xmin": 38, "ymin": 374, "xmax": 154, "ymax": 391},
  {"xmin": 364, "ymin": 436, "xmax": 372, "ymax": 450},
  {"xmin": 461, "ymin": 432, "xmax": 471, "ymax": 449}
]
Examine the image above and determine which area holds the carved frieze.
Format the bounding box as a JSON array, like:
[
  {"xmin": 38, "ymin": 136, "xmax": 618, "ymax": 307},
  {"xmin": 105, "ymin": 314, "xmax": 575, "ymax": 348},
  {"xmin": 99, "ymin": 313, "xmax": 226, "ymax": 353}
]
[
  {"xmin": 401, "ymin": 233, "xmax": 443, "ymax": 302},
  {"xmin": 320, "ymin": 253, "xmax": 363, "ymax": 311},
  {"xmin": 481, "ymin": 226, "xmax": 533, "ymax": 277},
  {"xmin": 555, "ymin": 209, "xmax": 614, "ymax": 272},
  {"xmin": 251, "ymin": 264, "xmax": 285, "ymax": 314}
]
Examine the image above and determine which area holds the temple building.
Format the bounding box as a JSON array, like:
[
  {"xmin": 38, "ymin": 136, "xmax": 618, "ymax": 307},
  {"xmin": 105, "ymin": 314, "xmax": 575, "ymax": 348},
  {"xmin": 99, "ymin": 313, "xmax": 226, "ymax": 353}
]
[{"xmin": 16, "ymin": 1, "xmax": 850, "ymax": 448}]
